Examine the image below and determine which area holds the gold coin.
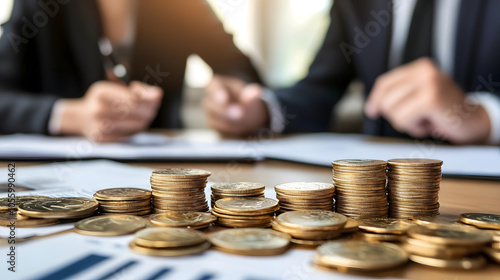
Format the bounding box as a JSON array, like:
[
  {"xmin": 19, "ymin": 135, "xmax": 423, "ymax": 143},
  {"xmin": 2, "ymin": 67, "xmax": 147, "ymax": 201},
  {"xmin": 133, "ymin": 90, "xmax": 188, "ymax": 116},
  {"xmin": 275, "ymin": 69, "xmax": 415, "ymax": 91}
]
[
  {"xmin": 459, "ymin": 213, "xmax": 500, "ymax": 230},
  {"xmin": 0, "ymin": 196, "xmax": 51, "ymax": 211},
  {"xmin": 96, "ymin": 200, "xmax": 151, "ymax": 207},
  {"xmin": 94, "ymin": 188, "xmax": 151, "ymax": 201},
  {"xmin": 315, "ymin": 240, "xmax": 408, "ymax": 270},
  {"xmin": 485, "ymin": 248, "xmax": 500, "ymax": 263},
  {"xmin": 342, "ymin": 218, "xmax": 359, "ymax": 233},
  {"xmin": 290, "ymin": 238, "xmax": 328, "ymax": 246},
  {"xmin": 408, "ymin": 224, "xmax": 493, "ymax": 246},
  {"xmin": 100, "ymin": 209, "xmax": 152, "ymax": 216},
  {"xmin": 356, "ymin": 232, "xmax": 405, "ymax": 242},
  {"xmin": 211, "ymin": 210, "xmax": 270, "ymax": 220},
  {"xmin": 129, "ymin": 240, "xmax": 211, "ymax": 257},
  {"xmin": 0, "ymin": 211, "xmax": 59, "ymax": 227},
  {"xmin": 134, "ymin": 227, "xmax": 206, "ymax": 248},
  {"xmin": 387, "ymin": 158, "xmax": 443, "ymax": 167},
  {"xmin": 409, "ymin": 254, "xmax": 486, "ymax": 269},
  {"xmin": 402, "ymin": 238, "xmax": 480, "ymax": 259},
  {"xmin": 271, "ymin": 220, "xmax": 342, "ymax": 240},
  {"xmin": 18, "ymin": 197, "xmax": 98, "ymax": 219},
  {"xmin": 152, "ymin": 168, "xmax": 211, "ymax": 178},
  {"xmin": 211, "ymin": 182, "xmax": 265, "ymax": 194},
  {"xmin": 210, "ymin": 228, "xmax": 290, "ymax": 255},
  {"xmin": 275, "ymin": 182, "xmax": 334, "ymax": 196},
  {"xmin": 276, "ymin": 211, "xmax": 346, "ymax": 231},
  {"xmin": 75, "ymin": 215, "xmax": 146, "ymax": 236},
  {"xmin": 358, "ymin": 218, "xmax": 413, "ymax": 234},
  {"xmin": 215, "ymin": 198, "xmax": 278, "ymax": 214},
  {"xmin": 332, "ymin": 159, "xmax": 387, "ymax": 167},
  {"xmin": 149, "ymin": 211, "xmax": 216, "ymax": 227}
]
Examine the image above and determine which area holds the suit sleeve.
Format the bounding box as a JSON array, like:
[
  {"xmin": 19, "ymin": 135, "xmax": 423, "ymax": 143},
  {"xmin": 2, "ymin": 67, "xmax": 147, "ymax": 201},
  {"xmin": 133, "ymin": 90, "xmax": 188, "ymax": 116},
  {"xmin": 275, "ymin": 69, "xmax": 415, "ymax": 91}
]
[
  {"xmin": 180, "ymin": 0, "xmax": 262, "ymax": 84},
  {"xmin": 274, "ymin": 1, "xmax": 356, "ymax": 133},
  {"xmin": 0, "ymin": 1, "xmax": 58, "ymax": 134}
]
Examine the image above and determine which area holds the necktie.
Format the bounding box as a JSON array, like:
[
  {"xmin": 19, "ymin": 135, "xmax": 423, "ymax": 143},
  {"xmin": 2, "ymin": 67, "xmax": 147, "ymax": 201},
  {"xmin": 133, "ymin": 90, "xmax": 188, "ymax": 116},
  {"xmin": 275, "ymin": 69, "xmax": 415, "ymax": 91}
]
[{"xmin": 402, "ymin": 0, "xmax": 435, "ymax": 63}]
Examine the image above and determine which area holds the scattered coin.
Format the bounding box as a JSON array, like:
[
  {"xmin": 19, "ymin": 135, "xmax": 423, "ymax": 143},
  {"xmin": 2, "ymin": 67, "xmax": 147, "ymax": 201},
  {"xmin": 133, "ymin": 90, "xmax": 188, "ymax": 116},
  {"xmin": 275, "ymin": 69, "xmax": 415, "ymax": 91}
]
[
  {"xmin": 412, "ymin": 214, "xmax": 460, "ymax": 226},
  {"xmin": 75, "ymin": 215, "xmax": 147, "ymax": 236},
  {"xmin": 459, "ymin": 213, "xmax": 500, "ymax": 230},
  {"xmin": 0, "ymin": 211, "xmax": 59, "ymax": 227},
  {"xmin": 402, "ymin": 237, "xmax": 480, "ymax": 259},
  {"xmin": 134, "ymin": 227, "xmax": 207, "ymax": 248},
  {"xmin": 408, "ymin": 254, "xmax": 486, "ymax": 269},
  {"xmin": 210, "ymin": 228, "xmax": 291, "ymax": 256},
  {"xmin": 149, "ymin": 211, "xmax": 216, "ymax": 229},
  {"xmin": 314, "ymin": 240, "xmax": 408, "ymax": 271},
  {"xmin": 407, "ymin": 224, "xmax": 493, "ymax": 246},
  {"xmin": 0, "ymin": 196, "xmax": 51, "ymax": 211},
  {"xmin": 358, "ymin": 218, "xmax": 414, "ymax": 234},
  {"xmin": 129, "ymin": 240, "xmax": 211, "ymax": 257},
  {"xmin": 272, "ymin": 211, "xmax": 347, "ymax": 241},
  {"xmin": 18, "ymin": 197, "xmax": 98, "ymax": 219}
]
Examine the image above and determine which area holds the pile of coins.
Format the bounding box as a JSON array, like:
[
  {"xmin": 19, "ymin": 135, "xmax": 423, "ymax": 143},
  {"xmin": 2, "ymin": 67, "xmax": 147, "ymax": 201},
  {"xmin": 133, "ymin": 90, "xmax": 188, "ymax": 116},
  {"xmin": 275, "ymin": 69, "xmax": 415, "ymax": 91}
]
[
  {"xmin": 356, "ymin": 217, "xmax": 414, "ymax": 243},
  {"xmin": 150, "ymin": 168, "xmax": 211, "ymax": 213},
  {"xmin": 271, "ymin": 210, "xmax": 348, "ymax": 246},
  {"xmin": 130, "ymin": 227, "xmax": 211, "ymax": 257},
  {"xmin": 18, "ymin": 197, "xmax": 98, "ymax": 219},
  {"xmin": 212, "ymin": 198, "xmax": 278, "ymax": 228},
  {"xmin": 210, "ymin": 228, "xmax": 290, "ymax": 256},
  {"xmin": 75, "ymin": 215, "xmax": 147, "ymax": 236},
  {"xmin": 459, "ymin": 213, "xmax": 500, "ymax": 263},
  {"xmin": 94, "ymin": 188, "xmax": 151, "ymax": 215},
  {"xmin": 211, "ymin": 182, "xmax": 265, "ymax": 208},
  {"xmin": 149, "ymin": 211, "xmax": 216, "ymax": 230},
  {"xmin": 274, "ymin": 182, "xmax": 334, "ymax": 213},
  {"xmin": 403, "ymin": 224, "xmax": 492, "ymax": 269},
  {"xmin": 0, "ymin": 196, "xmax": 60, "ymax": 228},
  {"xmin": 313, "ymin": 240, "xmax": 408, "ymax": 272},
  {"xmin": 332, "ymin": 159, "xmax": 388, "ymax": 218},
  {"xmin": 387, "ymin": 159, "xmax": 442, "ymax": 218}
]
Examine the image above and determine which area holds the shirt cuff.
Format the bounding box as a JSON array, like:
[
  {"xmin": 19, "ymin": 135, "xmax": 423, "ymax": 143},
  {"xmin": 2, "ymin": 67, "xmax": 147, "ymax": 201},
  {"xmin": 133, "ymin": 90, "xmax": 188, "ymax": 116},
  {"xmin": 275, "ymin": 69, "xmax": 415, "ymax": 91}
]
[
  {"xmin": 260, "ymin": 88, "xmax": 286, "ymax": 134},
  {"xmin": 466, "ymin": 92, "xmax": 500, "ymax": 145},
  {"xmin": 47, "ymin": 99, "xmax": 65, "ymax": 135}
]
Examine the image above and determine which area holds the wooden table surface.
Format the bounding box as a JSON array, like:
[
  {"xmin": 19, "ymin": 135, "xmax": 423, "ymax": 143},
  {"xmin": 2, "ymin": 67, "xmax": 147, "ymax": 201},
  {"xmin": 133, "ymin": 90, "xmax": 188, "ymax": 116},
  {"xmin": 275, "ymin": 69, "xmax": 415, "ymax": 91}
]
[{"xmin": 6, "ymin": 159, "xmax": 500, "ymax": 279}]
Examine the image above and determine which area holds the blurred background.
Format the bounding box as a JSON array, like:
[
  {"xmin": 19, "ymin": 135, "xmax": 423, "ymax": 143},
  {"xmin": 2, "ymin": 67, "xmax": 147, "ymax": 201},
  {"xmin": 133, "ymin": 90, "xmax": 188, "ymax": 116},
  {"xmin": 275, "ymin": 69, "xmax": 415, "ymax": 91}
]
[{"xmin": 0, "ymin": 0, "xmax": 363, "ymax": 133}]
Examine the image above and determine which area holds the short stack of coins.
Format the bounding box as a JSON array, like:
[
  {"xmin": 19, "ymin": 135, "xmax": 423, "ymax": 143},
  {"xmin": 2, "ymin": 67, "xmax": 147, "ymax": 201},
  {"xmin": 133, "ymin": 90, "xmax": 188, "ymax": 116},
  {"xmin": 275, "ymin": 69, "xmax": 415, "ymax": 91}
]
[
  {"xmin": 274, "ymin": 182, "xmax": 334, "ymax": 213},
  {"xmin": 271, "ymin": 210, "xmax": 348, "ymax": 246},
  {"xmin": 93, "ymin": 188, "xmax": 151, "ymax": 215},
  {"xmin": 150, "ymin": 168, "xmax": 211, "ymax": 213},
  {"xmin": 332, "ymin": 159, "xmax": 388, "ymax": 218},
  {"xmin": 212, "ymin": 197, "xmax": 278, "ymax": 228},
  {"xmin": 129, "ymin": 227, "xmax": 211, "ymax": 257},
  {"xmin": 387, "ymin": 159, "xmax": 442, "ymax": 218},
  {"xmin": 211, "ymin": 182, "xmax": 265, "ymax": 208},
  {"xmin": 403, "ymin": 224, "xmax": 492, "ymax": 269}
]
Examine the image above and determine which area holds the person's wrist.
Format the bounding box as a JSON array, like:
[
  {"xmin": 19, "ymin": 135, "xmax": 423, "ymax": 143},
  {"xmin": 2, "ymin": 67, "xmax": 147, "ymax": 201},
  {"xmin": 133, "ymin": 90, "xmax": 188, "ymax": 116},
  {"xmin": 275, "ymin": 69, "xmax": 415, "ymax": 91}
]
[{"xmin": 59, "ymin": 99, "xmax": 85, "ymax": 136}]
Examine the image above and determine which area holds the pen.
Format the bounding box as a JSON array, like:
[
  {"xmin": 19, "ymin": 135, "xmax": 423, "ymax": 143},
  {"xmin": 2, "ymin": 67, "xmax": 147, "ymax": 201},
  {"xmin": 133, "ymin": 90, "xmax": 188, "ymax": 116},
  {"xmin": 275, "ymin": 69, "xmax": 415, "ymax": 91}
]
[{"xmin": 98, "ymin": 37, "xmax": 130, "ymax": 84}]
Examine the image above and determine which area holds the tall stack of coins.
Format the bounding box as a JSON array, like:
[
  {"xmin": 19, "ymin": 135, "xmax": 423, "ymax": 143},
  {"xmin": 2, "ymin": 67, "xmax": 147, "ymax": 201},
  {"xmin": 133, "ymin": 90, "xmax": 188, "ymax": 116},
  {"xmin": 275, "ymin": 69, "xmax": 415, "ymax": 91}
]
[
  {"xmin": 271, "ymin": 210, "xmax": 347, "ymax": 246},
  {"xmin": 332, "ymin": 159, "xmax": 388, "ymax": 218},
  {"xmin": 130, "ymin": 228, "xmax": 211, "ymax": 257},
  {"xmin": 356, "ymin": 218, "xmax": 414, "ymax": 243},
  {"xmin": 313, "ymin": 240, "xmax": 408, "ymax": 272},
  {"xmin": 149, "ymin": 211, "xmax": 216, "ymax": 230},
  {"xmin": 210, "ymin": 228, "xmax": 291, "ymax": 256},
  {"xmin": 150, "ymin": 168, "xmax": 211, "ymax": 213},
  {"xmin": 387, "ymin": 159, "xmax": 442, "ymax": 218},
  {"xmin": 211, "ymin": 182, "xmax": 265, "ymax": 208},
  {"xmin": 403, "ymin": 224, "xmax": 492, "ymax": 269},
  {"xmin": 94, "ymin": 188, "xmax": 151, "ymax": 215},
  {"xmin": 18, "ymin": 197, "xmax": 98, "ymax": 219},
  {"xmin": 212, "ymin": 198, "xmax": 278, "ymax": 228},
  {"xmin": 274, "ymin": 182, "xmax": 334, "ymax": 213}
]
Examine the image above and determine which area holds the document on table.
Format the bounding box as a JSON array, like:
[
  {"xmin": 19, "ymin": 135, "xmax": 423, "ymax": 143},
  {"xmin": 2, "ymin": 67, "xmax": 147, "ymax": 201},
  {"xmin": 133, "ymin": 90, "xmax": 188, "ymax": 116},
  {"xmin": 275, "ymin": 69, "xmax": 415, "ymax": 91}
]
[{"xmin": 0, "ymin": 132, "xmax": 499, "ymax": 177}]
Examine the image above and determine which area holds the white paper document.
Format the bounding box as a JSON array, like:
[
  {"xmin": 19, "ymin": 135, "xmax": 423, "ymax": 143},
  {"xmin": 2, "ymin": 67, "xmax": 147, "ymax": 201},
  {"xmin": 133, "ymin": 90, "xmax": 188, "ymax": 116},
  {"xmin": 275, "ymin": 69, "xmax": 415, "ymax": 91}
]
[{"xmin": 0, "ymin": 132, "xmax": 499, "ymax": 177}]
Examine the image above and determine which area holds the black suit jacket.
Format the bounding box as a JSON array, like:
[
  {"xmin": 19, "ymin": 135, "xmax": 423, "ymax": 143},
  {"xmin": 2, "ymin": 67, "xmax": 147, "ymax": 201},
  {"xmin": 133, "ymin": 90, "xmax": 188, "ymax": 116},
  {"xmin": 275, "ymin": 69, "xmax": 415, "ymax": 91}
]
[
  {"xmin": 275, "ymin": 0, "xmax": 500, "ymax": 137},
  {"xmin": 0, "ymin": 0, "xmax": 260, "ymax": 134}
]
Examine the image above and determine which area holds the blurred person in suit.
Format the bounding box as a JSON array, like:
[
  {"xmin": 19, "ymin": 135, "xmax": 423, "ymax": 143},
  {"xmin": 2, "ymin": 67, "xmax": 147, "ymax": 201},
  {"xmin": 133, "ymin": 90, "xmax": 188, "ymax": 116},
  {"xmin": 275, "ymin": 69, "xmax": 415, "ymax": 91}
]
[
  {"xmin": 0, "ymin": 0, "xmax": 260, "ymax": 142},
  {"xmin": 204, "ymin": 0, "xmax": 500, "ymax": 145}
]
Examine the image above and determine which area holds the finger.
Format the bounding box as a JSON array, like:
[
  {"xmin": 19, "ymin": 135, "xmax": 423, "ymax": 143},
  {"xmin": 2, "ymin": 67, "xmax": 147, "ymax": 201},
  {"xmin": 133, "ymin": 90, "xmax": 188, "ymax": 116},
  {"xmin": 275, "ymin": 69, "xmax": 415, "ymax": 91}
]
[
  {"xmin": 203, "ymin": 97, "xmax": 234, "ymax": 121},
  {"xmin": 240, "ymin": 83, "xmax": 262, "ymax": 105},
  {"xmin": 377, "ymin": 82, "xmax": 419, "ymax": 117},
  {"xmin": 94, "ymin": 82, "xmax": 132, "ymax": 105},
  {"xmin": 130, "ymin": 81, "xmax": 163, "ymax": 103},
  {"xmin": 388, "ymin": 96, "xmax": 432, "ymax": 138},
  {"xmin": 206, "ymin": 77, "xmax": 230, "ymax": 105}
]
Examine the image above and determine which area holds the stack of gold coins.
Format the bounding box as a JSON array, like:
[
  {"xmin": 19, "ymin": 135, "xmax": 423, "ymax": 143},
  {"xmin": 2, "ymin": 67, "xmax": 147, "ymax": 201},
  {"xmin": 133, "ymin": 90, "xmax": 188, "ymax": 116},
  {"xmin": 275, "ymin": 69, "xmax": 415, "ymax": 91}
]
[
  {"xmin": 18, "ymin": 197, "xmax": 98, "ymax": 219},
  {"xmin": 356, "ymin": 218, "xmax": 414, "ymax": 243},
  {"xmin": 271, "ymin": 210, "xmax": 347, "ymax": 246},
  {"xmin": 332, "ymin": 159, "xmax": 388, "ymax": 218},
  {"xmin": 149, "ymin": 211, "xmax": 216, "ymax": 229},
  {"xmin": 210, "ymin": 228, "xmax": 291, "ymax": 256},
  {"xmin": 387, "ymin": 159, "xmax": 442, "ymax": 218},
  {"xmin": 403, "ymin": 224, "xmax": 492, "ymax": 269},
  {"xmin": 212, "ymin": 198, "xmax": 278, "ymax": 228},
  {"xmin": 150, "ymin": 168, "xmax": 211, "ymax": 213},
  {"xmin": 75, "ymin": 215, "xmax": 147, "ymax": 236},
  {"xmin": 210, "ymin": 182, "xmax": 265, "ymax": 208},
  {"xmin": 93, "ymin": 188, "xmax": 151, "ymax": 215},
  {"xmin": 458, "ymin": 213, "xmax": 500, "ymax": 263},
  {"xmin": 129, "ymin": 227, "xmax": 211, "ymax": 257},
  {"xmin": 313, "ymin": 240, "xmax": 409, "ymax": 272},
  {"xmin": 274, "ymin": 182, "xmax": 334, "ymax": 213}
]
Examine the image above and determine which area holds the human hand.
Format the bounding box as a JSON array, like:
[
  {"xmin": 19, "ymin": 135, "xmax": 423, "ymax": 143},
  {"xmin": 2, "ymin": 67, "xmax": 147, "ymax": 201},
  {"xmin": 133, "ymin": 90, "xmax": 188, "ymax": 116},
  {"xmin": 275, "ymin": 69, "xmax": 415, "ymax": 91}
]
[
  {"xmin": 364, "ymin": 58, "xmax": 491, "ymax": 144},
  {"xmin": 204, "ymin": 75, "xmax": 269, "ymax": 137},
  {"xmin": 59, "ymin": 81, "xmax": 163, "ymax": 142}
]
